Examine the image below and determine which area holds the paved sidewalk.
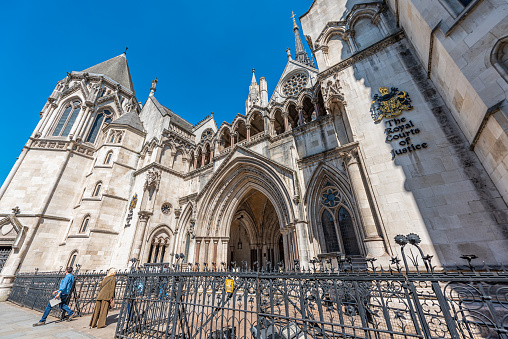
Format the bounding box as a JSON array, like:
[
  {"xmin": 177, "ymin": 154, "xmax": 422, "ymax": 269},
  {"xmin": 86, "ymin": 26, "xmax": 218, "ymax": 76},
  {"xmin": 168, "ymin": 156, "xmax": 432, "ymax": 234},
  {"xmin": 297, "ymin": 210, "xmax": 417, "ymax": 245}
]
[{"xmin": 0, "ymin": 301, "xmax": 119, "ymax": 339}]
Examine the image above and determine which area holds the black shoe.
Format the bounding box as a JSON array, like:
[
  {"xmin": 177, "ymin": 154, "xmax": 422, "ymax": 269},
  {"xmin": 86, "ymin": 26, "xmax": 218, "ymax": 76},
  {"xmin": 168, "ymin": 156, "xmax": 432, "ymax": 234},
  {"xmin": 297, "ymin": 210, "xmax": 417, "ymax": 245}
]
[
  {"xmin": 33, "ymin": 321, "xmax": 45, "ymax": 327},
  {"xmin": 67, "ymin": 312, "xmax": 77, "ymax": 321}
]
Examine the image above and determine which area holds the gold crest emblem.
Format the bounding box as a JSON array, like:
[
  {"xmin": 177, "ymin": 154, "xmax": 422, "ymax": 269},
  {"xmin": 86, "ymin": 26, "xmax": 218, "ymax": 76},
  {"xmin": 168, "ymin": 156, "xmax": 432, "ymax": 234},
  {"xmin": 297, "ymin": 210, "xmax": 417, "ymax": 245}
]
[
  {"xmin": 370, "ymin": 87, "xmax": 413, "ymax": 122},
  {"xmin": 129, "ymin": 193, "xmax": 138, "ymax": 210}
]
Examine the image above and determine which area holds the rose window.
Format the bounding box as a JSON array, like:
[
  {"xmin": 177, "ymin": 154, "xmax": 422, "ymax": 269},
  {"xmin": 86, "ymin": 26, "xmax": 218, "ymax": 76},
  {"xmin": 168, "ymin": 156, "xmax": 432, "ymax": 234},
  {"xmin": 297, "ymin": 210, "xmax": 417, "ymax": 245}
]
[
  {"xmin": 282, "ymin": 72, "xmax": 308, "ymax": 97},
  {"xmin": 161, "ymin": 202, "xmax": 172, "ymax": 215},
  {"xmin": 321, "ymin": 187, "xmax": 341, "ymax": 207}
]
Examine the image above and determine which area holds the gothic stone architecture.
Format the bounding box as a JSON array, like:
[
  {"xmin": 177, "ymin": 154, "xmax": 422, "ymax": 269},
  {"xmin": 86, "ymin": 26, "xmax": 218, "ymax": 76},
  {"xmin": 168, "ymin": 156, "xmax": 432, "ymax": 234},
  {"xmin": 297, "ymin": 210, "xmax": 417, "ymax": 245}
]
[{"xmin": 1, "ymin": 0, "xmax": 507, "ymax": 299}]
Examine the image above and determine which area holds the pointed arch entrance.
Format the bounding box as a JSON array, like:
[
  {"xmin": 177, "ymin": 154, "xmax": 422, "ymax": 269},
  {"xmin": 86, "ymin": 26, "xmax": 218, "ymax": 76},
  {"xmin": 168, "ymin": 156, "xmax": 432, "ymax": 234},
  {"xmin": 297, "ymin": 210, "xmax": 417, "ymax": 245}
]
[
  {"xmin": 228, "ymin": 189, "xmax": 283, "ymax": 270},
  {"xmin": 192, "ymin": 149, "xmax": 305, "ymax": 270}
]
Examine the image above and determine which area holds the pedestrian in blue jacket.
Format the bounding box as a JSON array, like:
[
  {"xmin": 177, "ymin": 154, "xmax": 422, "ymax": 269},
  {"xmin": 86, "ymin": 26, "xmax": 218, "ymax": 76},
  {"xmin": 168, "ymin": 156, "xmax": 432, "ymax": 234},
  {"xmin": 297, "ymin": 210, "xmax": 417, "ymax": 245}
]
[{"xmin": 33, "ymin": 266, "xmax": 77, "ymax": 326}]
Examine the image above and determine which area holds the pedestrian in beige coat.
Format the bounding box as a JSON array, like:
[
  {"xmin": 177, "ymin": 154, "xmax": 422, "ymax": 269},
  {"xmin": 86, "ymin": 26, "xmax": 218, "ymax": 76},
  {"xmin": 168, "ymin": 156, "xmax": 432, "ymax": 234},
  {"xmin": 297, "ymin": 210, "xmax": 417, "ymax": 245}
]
[{"xmin": 89, "ymin": 268, "xmax": 117, "ymax": 328}]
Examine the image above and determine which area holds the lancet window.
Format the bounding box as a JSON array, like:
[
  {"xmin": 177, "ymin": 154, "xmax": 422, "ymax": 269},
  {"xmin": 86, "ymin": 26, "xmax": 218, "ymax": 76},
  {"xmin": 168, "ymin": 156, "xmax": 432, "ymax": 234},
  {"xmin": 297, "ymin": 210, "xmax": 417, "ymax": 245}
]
[
  {"xmin": 86, "ymin": 109, "xmax": 113, "ymax": 143},
  {"xmin": 53, "ymin": 101, "xmax": 81, "ymax": 137},
  {"xmin": 319, "ymin": 183, "xmax": 361, "ymax": 256}
]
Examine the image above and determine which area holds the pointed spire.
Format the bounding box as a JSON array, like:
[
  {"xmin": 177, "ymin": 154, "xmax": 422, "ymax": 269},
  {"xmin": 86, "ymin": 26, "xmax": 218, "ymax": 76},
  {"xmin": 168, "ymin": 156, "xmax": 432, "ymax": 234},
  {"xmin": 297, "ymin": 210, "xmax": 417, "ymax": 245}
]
[
  {"xmin": 81, "ymin": 53, "xmax": 136, "ymax": 93},
  {"xmin": 251, "ymin": 68, "xmax": 257, "ymax": 85},
  {"xmin": 291, "ymin": 11, "xmax": 315, "ymax": 68}
]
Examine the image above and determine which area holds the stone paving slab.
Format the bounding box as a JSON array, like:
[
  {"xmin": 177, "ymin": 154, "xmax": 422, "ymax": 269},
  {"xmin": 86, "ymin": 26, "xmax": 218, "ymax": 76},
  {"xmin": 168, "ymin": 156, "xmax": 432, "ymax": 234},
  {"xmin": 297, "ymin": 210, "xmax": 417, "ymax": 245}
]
[{"xmin": 0, "ymin": 301, "xmax": 119, "ymax": 339}]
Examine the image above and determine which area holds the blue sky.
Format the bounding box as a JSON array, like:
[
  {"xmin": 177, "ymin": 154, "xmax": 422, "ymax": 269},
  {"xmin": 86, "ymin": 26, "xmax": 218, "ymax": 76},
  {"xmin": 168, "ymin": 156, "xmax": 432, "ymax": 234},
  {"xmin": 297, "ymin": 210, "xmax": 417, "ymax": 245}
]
[{"xmin": 0, "ymin": 0, "xmax": 314, "ymax": 184}]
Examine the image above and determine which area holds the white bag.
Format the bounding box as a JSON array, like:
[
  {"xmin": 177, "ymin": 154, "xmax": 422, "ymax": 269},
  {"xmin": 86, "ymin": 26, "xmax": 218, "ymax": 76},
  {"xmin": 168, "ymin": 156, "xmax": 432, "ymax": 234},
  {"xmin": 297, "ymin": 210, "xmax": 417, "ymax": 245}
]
[{"xmin": 49, "ymin": 297, "xmax": 61, "ymax": 307}]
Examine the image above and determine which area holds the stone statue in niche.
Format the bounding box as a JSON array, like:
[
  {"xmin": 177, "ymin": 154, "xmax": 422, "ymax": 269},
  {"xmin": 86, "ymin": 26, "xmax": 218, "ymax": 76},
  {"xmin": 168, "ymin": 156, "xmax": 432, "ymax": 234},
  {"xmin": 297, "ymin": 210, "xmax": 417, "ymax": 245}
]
[{"xmin": 144, "ymin": 168, "xmax": 161, "ymax": 190}]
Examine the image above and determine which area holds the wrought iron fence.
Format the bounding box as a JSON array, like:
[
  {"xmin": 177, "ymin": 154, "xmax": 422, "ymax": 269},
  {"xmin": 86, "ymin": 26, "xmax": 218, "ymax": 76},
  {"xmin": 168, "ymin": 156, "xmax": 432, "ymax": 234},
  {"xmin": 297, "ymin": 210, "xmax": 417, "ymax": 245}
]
[
  {"xmin": 113, "ymin": 235, "xmax": 508, "ymax": 339},
  {"xmin": 8, "ymin": 269, "xmax": 129, "ymax": 318},
  {"xmin": 0, "ymin": 247, "xmax": 10, "ymax": 273}
]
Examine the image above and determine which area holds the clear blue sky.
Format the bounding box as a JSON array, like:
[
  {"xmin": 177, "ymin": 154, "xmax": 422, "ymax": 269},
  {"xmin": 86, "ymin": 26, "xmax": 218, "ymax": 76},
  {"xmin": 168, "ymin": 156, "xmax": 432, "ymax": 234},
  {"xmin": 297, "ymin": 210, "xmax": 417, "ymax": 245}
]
[{"xmin": 0, "ymin": 1, "xmax": 314, "ymax": 184}]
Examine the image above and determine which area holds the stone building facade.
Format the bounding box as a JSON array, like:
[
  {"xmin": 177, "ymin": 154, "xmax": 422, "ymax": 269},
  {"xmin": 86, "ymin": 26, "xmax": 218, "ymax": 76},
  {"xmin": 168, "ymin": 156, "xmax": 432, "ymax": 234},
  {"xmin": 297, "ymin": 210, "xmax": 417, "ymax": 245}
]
[{"xmin": 1, "ymin": 0, "xmax": 507, "ymax": 299}]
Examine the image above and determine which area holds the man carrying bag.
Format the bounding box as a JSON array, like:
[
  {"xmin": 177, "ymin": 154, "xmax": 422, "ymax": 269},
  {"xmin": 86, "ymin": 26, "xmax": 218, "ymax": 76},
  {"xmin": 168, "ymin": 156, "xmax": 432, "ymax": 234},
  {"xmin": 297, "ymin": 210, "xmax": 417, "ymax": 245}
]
[{"xmin": 33, "ymin": 266, "xmax": 77, "ymax": 326}]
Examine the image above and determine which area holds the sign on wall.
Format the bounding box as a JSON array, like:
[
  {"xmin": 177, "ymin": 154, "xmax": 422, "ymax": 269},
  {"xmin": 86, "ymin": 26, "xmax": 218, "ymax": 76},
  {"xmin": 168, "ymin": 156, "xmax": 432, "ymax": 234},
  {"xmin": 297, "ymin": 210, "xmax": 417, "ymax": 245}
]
[{"xmin": 371, "ymin": 87, "xmax": 427, "ymax": 160}]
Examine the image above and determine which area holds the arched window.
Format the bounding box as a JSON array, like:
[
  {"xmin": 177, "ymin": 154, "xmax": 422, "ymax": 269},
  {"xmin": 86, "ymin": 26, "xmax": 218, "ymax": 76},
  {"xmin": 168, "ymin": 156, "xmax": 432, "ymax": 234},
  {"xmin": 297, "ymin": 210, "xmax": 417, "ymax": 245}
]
[
  {"xmin": 109, "ymin": 134, "xmax": 115, "ymax": 143},
  {"xmin": 68, "ymin": 250, "xmax": 78, "ymax": 268},
  {"xmin": 86, "ymin": 109, "xmax": 113, "ymax": 143},
  {"xmin": 93, "ymin": 182, "xmax": 102, "ymax": 197},
  {"xmin": 53, "ymin": 101, "xmax": 81, "ymax": 137},
  {"xmin": 337, "ymin": 207, "xmax": 361, "ymax": 255},
  {"xmin": 105, "ymin": 151, "xmax": 113, "ymax": 164},
  {"xmin": 321, "ymin": 210, "xmax": 340, "ymax": 252},
  {"xmin": 492, "ymin": 37, "xmax": 508, "ymax": 82},
  {"xmin": 80, "ymin": 216, "xmax": 90, "ymax": 233},
  {"xmin": 319, "ymin": 185, "xmax": 361, "ymax": 256}
]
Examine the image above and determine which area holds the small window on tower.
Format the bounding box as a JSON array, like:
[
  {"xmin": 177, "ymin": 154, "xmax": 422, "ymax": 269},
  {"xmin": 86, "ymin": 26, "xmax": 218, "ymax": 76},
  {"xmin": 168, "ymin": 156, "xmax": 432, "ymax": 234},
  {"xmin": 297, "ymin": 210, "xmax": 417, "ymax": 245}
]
[
  {"xmin": 105, "ymin": 151, "xmax": 113, "ymax": 165},
  {"xmin": 93, "ymin": 182, "xmax": 102, "ymax": 197},
  {"xmin": 79, "ymin": 217, "xmax": 90, "ymax": 233}
]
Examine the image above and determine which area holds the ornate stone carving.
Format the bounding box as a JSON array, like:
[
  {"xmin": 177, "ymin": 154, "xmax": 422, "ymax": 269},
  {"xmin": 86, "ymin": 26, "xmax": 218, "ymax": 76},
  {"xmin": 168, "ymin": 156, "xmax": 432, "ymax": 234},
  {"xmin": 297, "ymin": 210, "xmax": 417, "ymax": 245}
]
[
  {"xmin": 322, "ymin": 76, "xmax": 343, "ymax": 103},
  {"xmin": 144, "ymin": 168, "xmax": 161, "ymax": 191}
]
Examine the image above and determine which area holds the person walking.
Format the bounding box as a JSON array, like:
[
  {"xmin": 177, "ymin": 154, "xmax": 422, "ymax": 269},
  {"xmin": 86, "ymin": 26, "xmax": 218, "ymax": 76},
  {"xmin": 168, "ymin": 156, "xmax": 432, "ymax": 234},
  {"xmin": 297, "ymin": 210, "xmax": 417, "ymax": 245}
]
[
  {"xmin": 89, "ymin": 267, "xmax": 117, "ymax": 328},
  {"xmin": 33, "ymin": 266, "xmax": 76, "ymax": 326}
]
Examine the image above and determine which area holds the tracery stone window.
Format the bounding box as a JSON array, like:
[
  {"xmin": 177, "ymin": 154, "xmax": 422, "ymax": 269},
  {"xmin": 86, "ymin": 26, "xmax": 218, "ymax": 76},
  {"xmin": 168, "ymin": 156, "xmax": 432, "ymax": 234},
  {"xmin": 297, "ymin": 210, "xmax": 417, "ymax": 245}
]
[
  {"xmin": 319, "ymin": 183, "xmax": 361, "ymax": 256},
  {"xmin": 53, "ymin": 101, "xmax": 81, "ymax": 137},
  {"xmin": 86, "ymin": 109, "xmax": 113, "ymax": 143},
  {"xmin": 282, "ymin": 72, "xmax": 308, "ymax": 97},
  {"xmin": 201, "ymin": 128, "xmax": 213, "ymax": 141},
  {"xmin": 79, "ymin": 216, "xmax": 90, "ymax": 233},
  {"xmin": 161, "ymin": 202, "xmax": 172, "ymax": 215}
]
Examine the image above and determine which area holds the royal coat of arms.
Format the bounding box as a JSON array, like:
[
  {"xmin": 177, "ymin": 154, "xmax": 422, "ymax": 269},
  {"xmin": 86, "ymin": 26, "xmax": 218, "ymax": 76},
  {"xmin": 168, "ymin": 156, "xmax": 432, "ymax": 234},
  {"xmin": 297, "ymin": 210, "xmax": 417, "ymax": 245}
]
[{"xmin": 370, "ymin": 87, "xmax": 413, "ymax": 122}]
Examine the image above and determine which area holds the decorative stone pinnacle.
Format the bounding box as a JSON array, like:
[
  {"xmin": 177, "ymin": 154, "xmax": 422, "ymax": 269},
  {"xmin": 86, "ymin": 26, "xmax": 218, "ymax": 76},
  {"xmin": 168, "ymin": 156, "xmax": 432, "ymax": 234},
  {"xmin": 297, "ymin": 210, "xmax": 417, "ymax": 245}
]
[{"xmin": 150, "ymin": 77, "xmax": 158, "ymax": 96}]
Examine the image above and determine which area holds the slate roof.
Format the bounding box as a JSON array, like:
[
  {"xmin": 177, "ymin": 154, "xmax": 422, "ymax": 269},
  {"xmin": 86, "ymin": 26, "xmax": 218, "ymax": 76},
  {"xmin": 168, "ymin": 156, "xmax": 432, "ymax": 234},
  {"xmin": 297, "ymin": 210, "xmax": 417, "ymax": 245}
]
[
  {"xmin": 149, "ymin": 96, "xmax": 194, "ymax": 132},
  {"xmin": 109, "ymin": 111, "xmax": 144, "ymax": 132},
  {"xmin": 81, "ymin": 54, "xmax": 136, "ymax": 94}
]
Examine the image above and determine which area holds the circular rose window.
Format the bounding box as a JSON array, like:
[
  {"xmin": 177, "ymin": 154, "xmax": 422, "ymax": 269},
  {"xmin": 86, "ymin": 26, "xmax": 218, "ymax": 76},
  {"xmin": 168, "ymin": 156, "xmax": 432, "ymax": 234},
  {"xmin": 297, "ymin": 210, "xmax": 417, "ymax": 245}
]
[
  {"xmin": 282, "ymin": 72, "xmax": 308, "ymax": 97},
  {"xmin": 161, "ymin": 202, "xmax": 172, "ymax": 215}
]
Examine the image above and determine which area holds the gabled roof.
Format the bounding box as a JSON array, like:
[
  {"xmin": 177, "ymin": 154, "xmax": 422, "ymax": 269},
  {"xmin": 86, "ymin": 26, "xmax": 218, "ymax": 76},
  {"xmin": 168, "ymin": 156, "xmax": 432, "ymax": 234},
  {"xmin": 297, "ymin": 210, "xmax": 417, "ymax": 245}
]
[
  {"xmin": 149, "ymin": 96, "xmax": 194, "ymax": 132},
  {"xmin": 82, "ymin": 54, "xmax": 135, "ymax": 94},
  {"xmin": 109, "ymin": 111, "xmax": 144, "ymax": 133}
]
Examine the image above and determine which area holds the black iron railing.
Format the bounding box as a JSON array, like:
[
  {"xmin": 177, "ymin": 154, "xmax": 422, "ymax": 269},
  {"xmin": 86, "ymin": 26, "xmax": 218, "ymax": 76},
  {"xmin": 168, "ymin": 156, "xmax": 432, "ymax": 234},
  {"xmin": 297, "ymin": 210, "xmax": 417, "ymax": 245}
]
[
  {"xmin": 7, "ymin": 235, "xmax": 508, "ymax": 338},
  {"xmin": 8, "ymin": 269, "xmax": 129, "ymax": 318}
]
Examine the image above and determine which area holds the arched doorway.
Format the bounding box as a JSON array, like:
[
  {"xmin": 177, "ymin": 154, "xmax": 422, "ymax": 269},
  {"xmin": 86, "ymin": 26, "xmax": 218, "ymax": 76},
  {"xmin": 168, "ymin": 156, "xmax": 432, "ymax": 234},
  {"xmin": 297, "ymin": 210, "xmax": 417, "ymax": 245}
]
[{"xmin": 227, "ymin": 189, "xmax": 282, "ymax": 270}]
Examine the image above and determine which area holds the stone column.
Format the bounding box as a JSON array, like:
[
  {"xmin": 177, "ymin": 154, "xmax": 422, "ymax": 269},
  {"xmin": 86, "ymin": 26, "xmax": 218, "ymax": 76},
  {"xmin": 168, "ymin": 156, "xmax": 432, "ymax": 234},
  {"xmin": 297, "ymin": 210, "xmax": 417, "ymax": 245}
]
[
  {"xmin": 246, "ymin": 126, "xmax": 251, "ymax": 142},
  {"xmin": 312, "ymin": 98, "xmax": 320, "ymax": 117},
  {"xmin": 283, "ymin": 113, "xmax": 289, "ymax": 132},
  {"xmin": 194, "ymin": 155, "xmax": 198, "ymax": 169},
  {"xmin": 212, "ymin": 240, "xmax": 218, "ymax": 267},
  {"xmin": 194, "ymin": 240, "xmax": 201, "ymax": 267},
  {"xmin": 231, "ymin": 133, "xmax": 235, "ymax": 147},
  {"xmin": 341, "ymin": 149, "xmax": 385, "ymax": 257},
  {"xmin": 269, "ymin": 119, "xmax": 275, "ymax": 137},
  {"xmin": 130, "ymin": 211, "xmax": 152, "ymax": 261},
  {"xmin": 39, "ymin": 103, "xmax": 59, "ymax": 136},
  {"xmin": 201, "ymin": 153, "xmax": 205, "ymax": 167},
  {"xmin": 69, "ymin": 105, "xmax": 89, "ymax": 139},
  {"xmin": 222, "ymin": 240, "xmax": 228, "ymax": 269},
  {"xmin": 295, "ymin": 221, "xmax": 310, "ymax": 269},
  {"xmin": 297, "ymin": 106, "xmax": 304, "ymax": 126}
]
